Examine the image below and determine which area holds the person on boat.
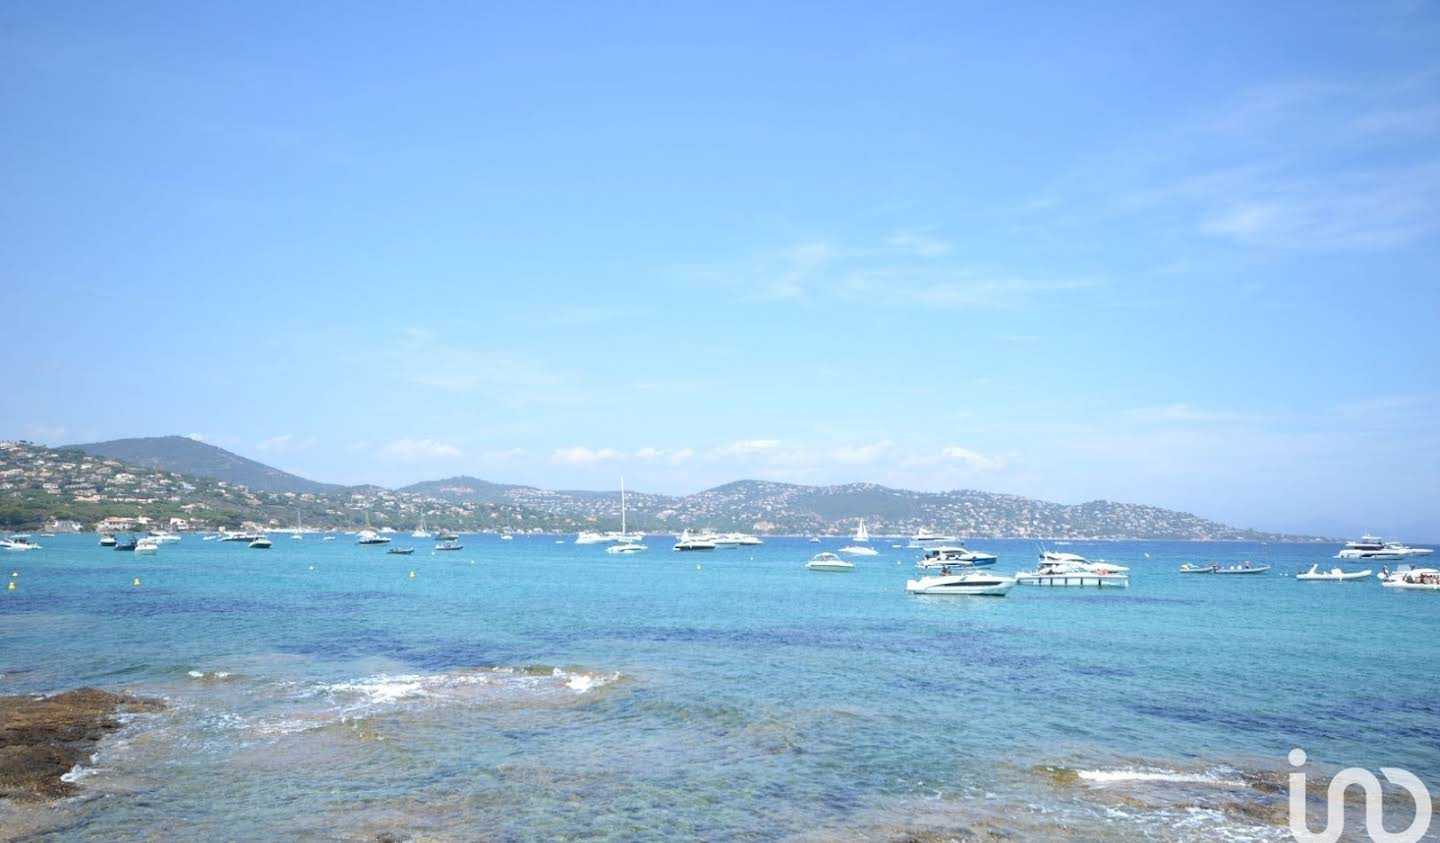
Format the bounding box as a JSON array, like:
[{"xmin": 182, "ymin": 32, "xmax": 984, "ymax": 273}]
[{"xmin": 940, "ymin": 565, "xmax": 951, "ymax": 576}]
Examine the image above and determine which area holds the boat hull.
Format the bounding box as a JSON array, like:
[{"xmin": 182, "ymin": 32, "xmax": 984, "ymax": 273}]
[{"xmin": 906, "ymin": 576, "xmax": 1014, "ymax": 596}]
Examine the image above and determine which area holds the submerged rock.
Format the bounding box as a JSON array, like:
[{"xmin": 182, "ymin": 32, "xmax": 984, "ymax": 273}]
[{"xmin": 0, "ymin": 687, "xmax": 163, "ymax": 801}]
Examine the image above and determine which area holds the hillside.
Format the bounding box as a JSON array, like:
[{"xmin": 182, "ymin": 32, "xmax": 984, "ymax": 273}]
[
  {"xmin": 4, "ymin": 439, "xmax": 1322, "ymax": 540},
  {"xmin": 62, "ymin": 436, "xmax": 340, "ymax": 495}
]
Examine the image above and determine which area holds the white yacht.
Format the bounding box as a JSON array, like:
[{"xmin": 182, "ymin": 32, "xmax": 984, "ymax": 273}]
[
  {"xmin": 805, "ymin": 552, "xmax": 854, "ymax": 572},
  {"xmin": 1037, "ymin": 550, "xmax": 1128, "ymax": 574},
  {"xmin": 133, "ymin": 536, "xmax": 160, "ymax": 555},
  {"xmin": 673, "ymin": 531, "xmax": 717, "ymax": 551},
  {"xmin": 712, "ymin": 534, "xmax": 742, "ymax": 548},
  {"xmin": 576, "ymin": 531, "xmax": 609, "ymax": 544},
  {"xmin": 911, "ymin": 528, "xmax": 957, "ymax": 544},
  {"xmin": 1016, "ymin": 558, "xmax": 1129, "ymax": 588},
  {"xmin": 219, "ymin": 530, "xmax": 258, "ymax": 542},
  {"xmin": 1336, "ymin": 535, "xmax": 1406, "ymax": 560},
  {"xmin": 357, "ymin": 514, "xmax": 390, "ymax": 545},
  {"xmin": 906, "ymin": 571, "xmax": 1015, "ymax": 596},
  {"xmin": 411, "ymin": 514, "xmax": 433, "ymax": 539},
  {"xmin": 98, "ymin": 533, "xmax": 117, "ymax": 547},
  {"xmin": 735, "ymin": 533, "xmax": 763, "ymax": 546},
  {"xmin": 249, "ymin": 535, "xmax": 273, "ymax": 549},
  {"xmin": 839, "ymin": 545, "xmax": 879, "ymax": 556},
  {"xmin": 914, "ymin": 545, "xmax": 997, "ymax": 569},
  {"xmin": 148, "ymin": 530, "xmax": 182, "ymax": 544}
]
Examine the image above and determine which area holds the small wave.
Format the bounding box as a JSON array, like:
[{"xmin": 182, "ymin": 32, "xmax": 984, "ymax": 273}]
[
  {"xmin": 60, "ymin": 763, "xmax": 101, "ymax": 784},
  {"xmin": 554, "ymin": 668, "xmax": 621, "ymax": 694},
  {"xmin": 1078, "ymin": 767, "xmax": 1246, "ymax": 787},
  {"xmin": 187, "ymin": 670, "xmax": 235, "ymax": 680}
]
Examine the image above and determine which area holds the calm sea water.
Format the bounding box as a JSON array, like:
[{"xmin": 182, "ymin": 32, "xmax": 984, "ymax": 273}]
[{"xmin": 1, "ymin": 535, "xmax": 1436, "ymax": 841}]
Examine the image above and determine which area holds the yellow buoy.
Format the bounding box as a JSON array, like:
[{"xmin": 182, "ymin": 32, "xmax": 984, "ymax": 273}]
[
  {"xmin": 133, "ymin": 577, "xmax": 141, "ymax": 587},
  {"xmin": 7, "ymin": 581, "xmax": 14, "ymax": 591}
]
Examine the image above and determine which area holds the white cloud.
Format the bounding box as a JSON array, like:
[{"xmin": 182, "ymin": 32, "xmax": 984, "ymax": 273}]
[
  {"xmin": 716, "ymin": 439, "xmax": 782, "ymax": 457},
  {"xmin": 831, "ymin": 440, "xmax": 895, "ymax": 463},
  {"xmin": 380, "ymin": 438, "xmax": 462, "ymax": 461},
  {"xmin": 940, "ymin": 446, "xmax": 1008, "ymax": 471},
  {"xmin": 551, "ymin": 446, "xmax": 624, "ymax": 465},
  {"xmin": 185, "ymin": 433, "xmax": 209, "ymax": 442},
  {"xmin": 634, "ymin": 447, "xmax": 695, "ymax": 465}
]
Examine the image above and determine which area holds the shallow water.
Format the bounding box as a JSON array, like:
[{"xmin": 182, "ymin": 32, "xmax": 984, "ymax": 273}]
[{"xmin": 1, "ymin": 535, "xmax": 1436, "ymax": 840}]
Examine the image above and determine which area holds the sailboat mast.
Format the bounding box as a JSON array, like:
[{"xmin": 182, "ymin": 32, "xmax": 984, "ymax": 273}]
[{"xmin": 620, "ymin": 476, "xmax": 626, "ymax": 535}]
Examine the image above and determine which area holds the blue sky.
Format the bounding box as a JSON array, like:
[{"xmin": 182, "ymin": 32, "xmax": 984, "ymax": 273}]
[{"xmin": 3, "ymin": 2, "xmax": 1438, "ymax": 537}]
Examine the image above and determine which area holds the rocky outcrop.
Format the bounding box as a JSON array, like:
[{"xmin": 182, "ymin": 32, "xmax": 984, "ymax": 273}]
[{"xmin": 0, "ymin": 687, "xmax": 162, "ymax": 801}]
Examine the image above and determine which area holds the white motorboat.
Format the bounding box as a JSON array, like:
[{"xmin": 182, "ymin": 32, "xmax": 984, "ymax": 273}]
[
  {"xmin": 1040, "ymin": 550, "xmax": 1090, "ymax": 564},
  {"xmin": 911, "ymin": 529, "xmax": 957, "ymax": 544},
  {"xmin": 1037, "ymin": 550, "xmax": 1128, "ymax": 574},
  {"xmin": 673, "ymin": 531, "xmax": 717, "ymax": 551},
  {"xmin": 840, "ymin": 545, "xmax": 879, "ymax": 556},
  {"xmin": 914, "ymin": 545, "xmax": 997, "ymax": 568},
  {"xmin": 219, "ymin": 530, "xmax": 258, "ymax": 542},
  {"xmin": 906, "ymin": 571, "xmax": 1015, "ymax": 596},
  {"xmin": 1016, "ymin": 559, "xmax": 1129, "ymax": 588},
  {"xmin": 1296, "ymin": 564, "xmax": 1372, "ymax": 581},
  {"xmin": 133, "ymin": 537, "xmax": 160, "ymax": 555},
  {"xmin": 1380, "ymin": 566, "xmax": 1440, "ymax": 590},
  {"xmin": 606, "ymin": 540, "xmax": 647, "ymax": 554},
  {"xmin": 99, "ymin": 533, "xmax": 117, "ymax": 547},
  {"xmin": 322, "ymin": 535, "xmax": 336, "ymax": 542},
  {"xmin": 805, "ymin": 552, "xmax": 854, "ymax": 572},
  {"xmin": 735, "ymin": 534, "xmax": 763, "ymax": 546},
  {"xmin": 1335, "ymin": 535, "xmax": 1411, "ymax": 561},
  {"xmin": 148, "ymin": 530, "xmax": 182, "ymax": 544},
  {"xmin": 501, "ymin": 533, "xmax": 515, "ymax": 541},
  {"xmin": 357, "ymin": 513, "xmax": 391, "ymax": 545},
  {"xmin": 808, "ymin": 537, "xmax": 821, "ymax": 544},
  {"xmin": 411, "ymin": 514, "xmax": 433, "ymax": 539},
  {"xmin": 249, "ymin": 536, "xmax": 273, "ymax": 549},
  {"xmin": 434, "ymin": 540, "xmax": 464, "ymax": 551},
  {"xmin": 1, "ymin": 537, "xmax": 40, "ymax": 552}
]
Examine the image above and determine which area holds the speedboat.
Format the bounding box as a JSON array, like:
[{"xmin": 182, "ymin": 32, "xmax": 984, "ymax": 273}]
[
  {"xmin": 219, "ymin": 530, "xmax": 258, "ymax": 542},
  {"xmin": 99, "ymin": 533, "xmax": 118, "ymax": 547},
  {"xmin": 840, "ymin": 545, "xmax": 879, "ymax": 557},
  {"xmin": 1037, "ymin": 550, "xmax": 1128, "ymax": 575},
  {"xmin": 673, "ymin": 531, "xmax": 716, "ymax": 552},
  {"xmin": 357, "ymin": 529, "xmax": 391, "ymax": 545},
  {"xmin": 1179, "ymin": 563, "xmax": 1217, "ymax": 574},
  {"xmin": 434, "ymin": 540, "xmax": 464, "ymax": 552},
  {"xmin": 805, "ymin": 552, "xmax": 854, "ymax": 572},
  {"xmin": 249, "ymin": 536, "xmax": 272, "ymax": 549},
  {"xmin": 1016, "ymin": 559, "xmax": 1129, "ymax": 588},
  {"xmin": 134, "ymin": 537, "xmax": 160, "ymax": 555},
  {"xmin": 387, "ymin": 547, "xmax": 416, "ymax": 555},
  {"xmin": 606, "ymin": 541, "xmax": 648, "ymax": 554},
  {"xmin": 1297, "ymin": 564, "xmax": 1372, "ymax": 581},
  {"xmin": 1214, "ymin": 562, "xmax": 1269, "ymax": 575},
  {"xmin": 114, "ymin": 536, "xmax": 139, "ymax": 551},
  {"xmin": 906, "ymin": 571, "xmax": 1015, "ymax": 596},
  {"xmin": 808, "ymin": 537, "xmax": 821, "ymax": 544},
  {"xmin": 500, "ymin": 533, "xmax": 515, "ymax": 541},
  {"xmin": 1380, "ymin": 566, "xmax": 1440, "ymax": 590},
  {"xmin": 914, "ymin": 546, "xmax": 997, "ymax": 569},
  {"xmin": 322, "ymin": 535, "xmax": 336, "ymax": 542},
  {"xmin": 0, "ymin": 537, "xmax": 40, "ymax": 552}
]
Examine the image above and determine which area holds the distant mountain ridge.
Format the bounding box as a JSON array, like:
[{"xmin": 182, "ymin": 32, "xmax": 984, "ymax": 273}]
[
  {"xmin": 62, "ymin": 436, "xmax": 340, "ymax": 495},
  {"xmin": 46, "ymin": 435, "xmax": 1319, "ymax": 540}
]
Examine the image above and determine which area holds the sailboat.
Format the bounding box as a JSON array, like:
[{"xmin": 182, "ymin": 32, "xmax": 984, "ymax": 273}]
[
  {"xmin": 606, "ymin": 476, "xmax": 647, "ymax": 553},
  {"xmin": 291, "ymin": 509, "xmax": 304, "ymax": 540},
  {"xmin": 853, "ymin": 520, "xmax": 870, "ymax": 543},
  {"xmin": 357, "ymin": 512, "xmax": 390, "ymax": 545},
  {"xmin": 411, "ymin": 513, "xmax": 432, "ymax": 539}
]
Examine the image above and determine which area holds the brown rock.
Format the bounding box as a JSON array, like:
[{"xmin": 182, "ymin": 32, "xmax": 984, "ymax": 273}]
[{"xmin": 0, "ymin": 687, "xmax": 162, "ymax": 801}]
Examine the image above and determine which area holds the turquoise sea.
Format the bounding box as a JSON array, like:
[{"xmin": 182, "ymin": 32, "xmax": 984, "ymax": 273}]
[{"xmin": 2, "ymin": 535, "xmax": 1436, "ymax": 841}]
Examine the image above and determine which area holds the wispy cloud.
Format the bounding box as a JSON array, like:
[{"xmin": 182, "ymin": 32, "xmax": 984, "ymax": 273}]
[
  {"xmin": 886, "ymin": 230, "xmax": 951, "ymax": 258},
  {"xmin": 380, "ymin": 438, "xmax": 461, "ymax": 461},
  {"xmin": 1123, "ymin": 404, "xmax": 1244, "ymax": 424},
  {"xmin": 551, "ymin": 446, "xmax": 624, "ymax": 465},
  {"xmin": 256, "ymin": 433, "xmax": 315, "ymax": 453},
  {"xmin": 939, "ymin": 446, "xmax": 1009, "ymax": 471}
]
